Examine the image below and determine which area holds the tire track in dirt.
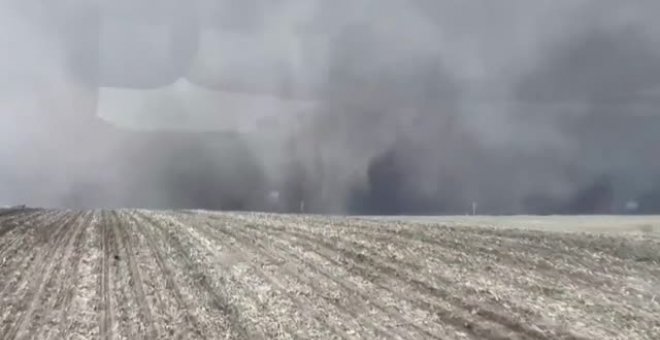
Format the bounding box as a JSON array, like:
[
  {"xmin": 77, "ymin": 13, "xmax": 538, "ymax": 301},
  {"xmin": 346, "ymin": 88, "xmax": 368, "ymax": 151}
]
[
  {"xmin": 0, "ymin": 208, "xmax": 36, "ymax": 221},
  {"xmin": 0, "ymin": 210, "xmax": 58, "ymax": 264},
  {"xmin": 0, "ymin": 211, "xmax": 52, "ymax": 283},
  {"xmin": 312, "ymin": 221, "xmax": 606, "ymax": 298},
  {"xmin": 125, "ymin": 212, "xmax": 213, "ymax": 339},
  {"xmin": 157, "ymin": 211, "xmax": 359, "ymax": 339},
  {"xmin": 183, "ymin": 217, "xmax": 359, "ymax": 340},
  {"xmin": 133, "ymin": 211, "xmax": 253, "ymax": 340},
  {"xmin": 255, "ymin": 223, "xmax": 521, "ymax": 340},
  {"xmin": 175, "ymin": 218, "xmax": 312, "ymax": 339},
  {"xmin": 163, "ymin": 212, "xmax": 337, "ymax": 340},
  {"xmin": 296, "ymin": 221, "xmax": 605, "ymax": 338},
  {"xmin": 0, "ymin": 209, "xmax": 41, "ymax": 239},
  {"xmin": 98, "ymin": 210, "xmax": 114, "ymax": 340},
  {"xmin": 435, "ymin": 224, "xmax": 647, "ymax": 276},
  {"xmin": 375, "ymin": 220, "xmax": 660, "ymax": 310},
  {"xmin": 411, "ymin": 228, "xmax": 660, "ymax": 317},
  {"xmin": 198, "ymin": 213, "xmax": 517, "ymax": 340},
  {"xmin": 293, "ymin": 216, "xmax": 590, "ymax": 271},
  {"xmin": 160, "ymin": 212, "xmax": 338, "ymax": 340},
  {"xmin": 241, "ymin": 217, "xmax": 574, "ymax": 340},
  {"xmin": 317, "ymin": 218, "xmax": 647, "ymax": 304},
  {"xmin": 62, "ymin": 211, "xmax": 106, "ymax": 339},
  {"xmin": 340, "ymin": 219, "xmax": 660, "ymax": 318},
  {"xmin": 107, "ymin": 210, "xmax": 148, "ymax": 339},
  {"xmin": 175, "ymin": 212, "xmax": 445, "ymax": 339},
  {"xmin": 0, "ymin": 210, "xmax": 65, "ymax": 325},
  {"xmin": 121, "ymin": 210, "xmax": 208, "ymax": 338},
  {"xmin": 111, "ymin": 210, "xmax": 158, "ymax": 339},
  {"xmin": 28, "ymin": 211, "xmax": 93, "ymax": 339},
  {"xmin": 352, "ymin": 218, "xmax": 660, "ymax": 279},
  {"xmin": 0, "ymin": 208, "xmax": 42, "ymax": 225},
  {"xmin": 235, "ymin": 224, "xmax": 455, "ymax": 339},
  {"xmin": 0, "ymin": 209, "xmax": 59, "ymax": 252},
  {"xmin": 2, "ymin": 211, "xmax": 83, "ymax": 340},
  {"xmin": 338, "ymin": 226, "xmax": 607, "ymax": 317},
  {"xmin": 215, "ymin": 226, "xmax": 392, "ymax": 339},
  {"xmin": 0, "ymin": 210, "xmax": 71, "ymax": 305},
  {"xmin": 0, "ymin": 208, "xmax": 40, "ymax": 221},
  {"xmin": 56, "ymin": 211, "xmax": 99, "ymax": 339},
  {"xmin": 317, "ymin": 230, "xmax": 587, "ymax": 340},
  {"xmin": 206, "ymin": 218, "xmax": 510, "ymax": 339},
  {"xmin": 199, "ymin": 217, "xmax": 443, "ymax": 340},
  {"xmin": 0, "ymin": 210, "xmax": 37, "ymax": 236}
]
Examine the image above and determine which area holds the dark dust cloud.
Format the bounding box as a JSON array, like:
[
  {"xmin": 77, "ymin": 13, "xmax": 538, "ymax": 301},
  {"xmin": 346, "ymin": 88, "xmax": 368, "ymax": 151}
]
[{"xmin": 1, "ymin": 0, "xmax": 660, "ymax": 214}]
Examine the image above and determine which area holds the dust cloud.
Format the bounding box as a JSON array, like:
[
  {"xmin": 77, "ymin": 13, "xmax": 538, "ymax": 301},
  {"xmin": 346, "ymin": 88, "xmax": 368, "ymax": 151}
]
[{"xmin": 1, "ymin": 0, "xmax": 659, "ymax": 214}]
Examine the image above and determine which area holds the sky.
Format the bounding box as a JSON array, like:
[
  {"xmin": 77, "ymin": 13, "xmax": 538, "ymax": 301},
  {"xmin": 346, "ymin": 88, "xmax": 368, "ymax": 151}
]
[{"xmin": 1, "ymin": 0, "xmax": 660, "ymax": 214}]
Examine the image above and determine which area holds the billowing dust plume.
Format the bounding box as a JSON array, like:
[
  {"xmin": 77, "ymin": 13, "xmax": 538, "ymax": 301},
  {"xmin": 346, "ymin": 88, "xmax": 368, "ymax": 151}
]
[{"xmin": 1, "ymin": 0, "xmax": 660, "ymax": 214}]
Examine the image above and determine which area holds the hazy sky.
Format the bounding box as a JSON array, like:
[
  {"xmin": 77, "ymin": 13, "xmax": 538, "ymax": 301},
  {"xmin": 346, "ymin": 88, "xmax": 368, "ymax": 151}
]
[{"xmin": 2, "ymin": 0, "xmax": 660, "ymax": 213}]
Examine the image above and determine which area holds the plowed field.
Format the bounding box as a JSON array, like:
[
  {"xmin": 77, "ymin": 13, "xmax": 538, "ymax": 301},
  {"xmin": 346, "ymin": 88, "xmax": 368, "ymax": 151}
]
[{"xmin": 1, "ymin": 209, "xmax": 659, "ymax": 339}]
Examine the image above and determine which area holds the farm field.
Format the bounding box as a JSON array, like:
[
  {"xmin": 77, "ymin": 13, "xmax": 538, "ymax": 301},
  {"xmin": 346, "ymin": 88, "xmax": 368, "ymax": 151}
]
[{"xmin": 0, "ymin": 209, "xmax": 659, "ymax": 339}]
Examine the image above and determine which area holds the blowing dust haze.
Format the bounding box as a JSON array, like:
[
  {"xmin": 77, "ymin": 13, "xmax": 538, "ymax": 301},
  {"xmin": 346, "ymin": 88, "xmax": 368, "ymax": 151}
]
[{"xmin": 1, "ymin": 0, "xmax": 660, "ymax": 214}]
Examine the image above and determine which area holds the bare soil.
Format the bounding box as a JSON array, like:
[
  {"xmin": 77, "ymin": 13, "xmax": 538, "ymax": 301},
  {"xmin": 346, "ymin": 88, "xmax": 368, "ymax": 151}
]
[{"xmin": 1, "ymin": 209, "xmax": 659, "ymax": 339}]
